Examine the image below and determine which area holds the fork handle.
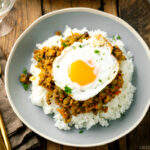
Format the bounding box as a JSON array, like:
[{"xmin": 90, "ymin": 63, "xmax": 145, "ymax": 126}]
[
  {"xmin": 0, "ymin": 131, "xmax": 6, "ymax": 150},
  {"xmin": 0, "ymin": 113, "xmax": 11, "ymax": 150}
]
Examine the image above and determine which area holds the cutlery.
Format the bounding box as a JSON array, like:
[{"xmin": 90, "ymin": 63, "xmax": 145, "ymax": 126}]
[{"xmin": 0, "ymin": 113, "xmax": 11, "ymax": 150}]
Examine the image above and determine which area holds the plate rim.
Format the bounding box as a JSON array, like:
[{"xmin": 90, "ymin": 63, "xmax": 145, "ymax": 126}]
[{"xmin": 5, "ymin": 7, "xmax": 150, "ymax": 147}]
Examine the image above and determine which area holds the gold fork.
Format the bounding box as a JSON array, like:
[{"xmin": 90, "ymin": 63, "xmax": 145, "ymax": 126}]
[
  {"xmin": 0, "ymin": 113, "xmax": 11, "ymax": 150},
  {"xmin": 0, "ymin": 131, "xmax": 6, "ymax": 150}
]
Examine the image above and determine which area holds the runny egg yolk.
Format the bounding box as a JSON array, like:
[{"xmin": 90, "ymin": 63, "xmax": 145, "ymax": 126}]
[{"xmin": 68, "ymin": 60, "xmax": 96, "ymax": 86}]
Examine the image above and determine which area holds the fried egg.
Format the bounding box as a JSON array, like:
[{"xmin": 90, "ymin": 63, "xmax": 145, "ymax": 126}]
[{"xmin": 52, "ymin": 35, "xmax": 119, "ymax": 101}]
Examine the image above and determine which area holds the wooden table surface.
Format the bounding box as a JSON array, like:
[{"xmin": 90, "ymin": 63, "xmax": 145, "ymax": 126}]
[{"xmin": 0, "ymin": 0, "xmax": 150, "ymax": 150}]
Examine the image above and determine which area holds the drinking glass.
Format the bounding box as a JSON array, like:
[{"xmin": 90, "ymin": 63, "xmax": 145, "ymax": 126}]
[{"xmin": 0, "ymin": 0, "xmax": 16, "ymax": 37}]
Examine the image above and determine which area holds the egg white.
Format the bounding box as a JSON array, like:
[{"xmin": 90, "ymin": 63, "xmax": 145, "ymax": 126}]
[{"xmin": 52, "ymin": 36, "xmax": 119, "ymax": 101}]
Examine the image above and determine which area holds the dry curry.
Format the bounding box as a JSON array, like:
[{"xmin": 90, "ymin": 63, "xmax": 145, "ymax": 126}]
[{"xmin": 21, "ymin": 32, "xmax": 126, "ymax": 123}]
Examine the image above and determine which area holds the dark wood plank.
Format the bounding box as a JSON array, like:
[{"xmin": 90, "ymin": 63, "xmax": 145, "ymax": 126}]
[
  {"xmin": 63, "ymin": 146, "xmax": 77, "ymax": 150},
  {"xmin": 127, "ymin": 110, "xmax": 150, "ymax": 150},
  {"xmin": 118, "ymin": 136, "xmax": 127, "ymax": 150},
  {"xmin": 72, "ymin": 0, "xmax": 101, "ymax": 9},
  {"xmin": 79, "ymin": 146, "xmax": 109, "ymax": 150},
  {"xmin": 119, "ymin": 0, "xmax": 150, "ymax": 150},
  {"xmin": 43, "ymin": 0, "xmax": 72, "ymax": 13},
  {"xmin": 47, "ymin": 141, "xmax": 62, "ymax": 150},
  {"xmin": 40, "ymin": 137, "xmax": 47, "ymax": 150},
  {"xmin": 103, "ymin": 0, "xmax": 117, "ymax": 15},
  {"xmin": 108, "ymin": 141, "xmax": 120, "ymax": 150},
  {"xmin": 119, "ymin": 0, "xmax": 150, "ymax": 47}
]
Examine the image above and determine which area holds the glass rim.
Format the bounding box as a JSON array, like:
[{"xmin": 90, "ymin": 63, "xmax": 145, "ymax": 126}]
[{"xmin": 0, "ymin": 0, "xmax": 16, "ymax": 17}]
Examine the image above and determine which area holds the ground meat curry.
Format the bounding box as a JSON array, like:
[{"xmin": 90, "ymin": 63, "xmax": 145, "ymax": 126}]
[{"xmin": 33, "ymin": 32, "xmax": 126, "ymax": 123}]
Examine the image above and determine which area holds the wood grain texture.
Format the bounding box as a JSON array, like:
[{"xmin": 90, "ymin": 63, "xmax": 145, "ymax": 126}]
[
  {"xmin": 43, "ymin": 0, "xmax": 71, "ymax": 13},
  {"xmin": 118, "ymin": 136, "xmax": 127, "ymax": 150},
  {"xmin": 0, "ymin": 0, "xmax": 42, "ymax": 58},
  {"xmin": 63, "ymin": 146, "xmax": 77, "ymax": 150},
  {"xmin": 103, "ymin": 0, "xmax": 117, "ymax": 15},
  {"xmin": 72, "ymin": 0, "xmax": 101, "ymax": 9},
  {"xmin": 79, "ymin": 146, "xmax": 109, "ymax": 150},
  {"xmin": 47, "ymin": 141, "xmax": 62, "ymax": 150},
  {"xmin": 119, "ymin": 0, "xmax": 150, "ymax": 47},
  {"xmin": 108, "ymin": 141, "xmax": 120, "ymax": 150},
  {"xmin": 127, "ymin": 110, "xmax": 150, "ymax": 150}
]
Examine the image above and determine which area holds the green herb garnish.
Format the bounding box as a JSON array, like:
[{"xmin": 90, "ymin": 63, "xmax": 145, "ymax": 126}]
[
  {"xmin": 22, "ymin": 83, "xmax": 29, "ymax": 91},
  {"xmin": 121, "ymin": 112, "xmax": 125, "ymax": 116},
  {"xmin": 103, "ymin": 52, "xmax": 105, "ymax": 55},
  {"xmin": 37, "ymin": 57, "xmax": 42, "ymax": 62},
  {"xmin": 62, "ymin": 42, "xmax": 68, "ymax": 47},
  {"xmin": 79, "ymin": 130, "xmax": 84, "ymax": 134},
  {"xmin": 72, "ymin": 46, "xmax": 76, "ymax": 50},
  {"xmin": 99, "ymin": 79, "xmax": 102, "ymax": 83},
  {"xmin": 100, "ymin": 58, "xmax": 103, "ymax": 61},
  {"xmin": 116, "ymin": 35, "xmax": 121, "ymax": 40},
  {"xmin": 110, "ymin": 85, "xmax": 114, "ymax": 89},
  {"xmin": 64, "ymin": 85, "xmax": 72, "ymax": 94},
  {"xmin": 94, "ymin": 50, "xmax": 100, "ymax": 54},
  {"xmin": 112, "ymin": 35, "xmax": 116, "ymax": 41},
  {"xmin": 118, "ymin": 104, "xmax": 121, "ymax": 108},
  {"xmin": 23, "ymin": 68, "xmax": 27, "ymax": 74},
  {"xmin": 112, "ymin": 35, "xmax": 121, "ymax": 41},
  {"xmin": 57, "ymin": 65, "xmax": 60, "ymax": 68},
  {"xmin": 79, "ymin": 45, "xmax": 82, "ymax": 48}
]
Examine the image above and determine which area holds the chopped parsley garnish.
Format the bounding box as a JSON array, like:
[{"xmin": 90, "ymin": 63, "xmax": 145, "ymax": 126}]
[
  {"xmin": 99, "ymin": 79, "xmax": 102, "ymax": 83},
  {"xmin": 118, "ymin": 104, "xmax": 121, "ymax": 108},
  {"xmin": 57, "ymin": 65, "xmax": 60, "ymax": 68},
  {"xmin": 23, "ymin": 68, "xmax": 27, "ymax": 74},
  {"xmin": 103, "ymin": 52, "xmax": 105, "ymax": 55},
  {"xmin": 94, "ymin": 50, "xmax": 100, "ymax": 54},
  {"xmin": 112, "ymin": 35, "xmax": 121, "ymax": 41},
  {"xmin": 22, "ymin": 83, "xmax": 29, "ymax": 91},
  {"xmin": 79, "ymin": 45, "xmax": 82, "ymax": 48},
  {"xmin": 112, "ymin": 35, "xmax": 116, "ymax": 41},
  {"xmin": 64, "ymin": 85, "xmax": 72, "ymax": 94},
  {"xmin": 20, "ymin": 68, "xmax": 31, "ymax": 91},
  {"xmin": 100, "ymin": 58, "xmax": 103, "ymax": 61},
  {"xmin": 62, "ymin": 42, "xmax": 68, "ymax": 47},
  {"xmin": 110, "ymin": 85, "xmax": 114, "ymax": 89},
  {"xmin": 79, "ymin": 130, "xmax": 84, "ymax": 134},
  {"xmin": 72, "ymin": 46, "xmax": 76, "ymax": 50},
  {"xmin": 116, "ymin": 35, "xmax": 121, "ymax": 40},
  {"xmin": 121, "ymin": 112, "xmax": 125, "ymax": 116},
  {"xmin": 37, "ymin": 57, "xmax": 42, "ymax": 62}
]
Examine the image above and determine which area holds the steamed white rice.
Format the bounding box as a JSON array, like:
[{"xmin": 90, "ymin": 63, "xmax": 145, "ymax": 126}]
[{"xmin": 29, "ymin": 26, "xmax": 136, "ymax": 130}]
